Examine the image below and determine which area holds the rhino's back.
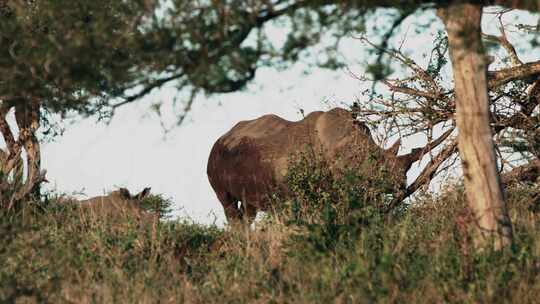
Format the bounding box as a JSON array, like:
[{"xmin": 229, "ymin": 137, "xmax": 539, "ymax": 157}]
[
  {"xmin": 220, "ymin": 112, "xmax": 323, "ymax": 150},
  {"xmin": 79, "ymin": 195, "xmax": 141, "ymax": 219},
  {"xmin": 207, "ymin": 111, "xmax": 326, "ymax": 207}
]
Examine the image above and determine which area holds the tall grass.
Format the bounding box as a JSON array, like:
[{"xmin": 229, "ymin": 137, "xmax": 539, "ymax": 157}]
[{"xmin": 1, "ymin": 165, "xmax": 539, "ymax": 302}]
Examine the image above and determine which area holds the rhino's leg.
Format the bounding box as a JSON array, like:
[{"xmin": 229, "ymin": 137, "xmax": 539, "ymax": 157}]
[
  {"xmin": 240, "ymin": 202, "xmax": 257, "ymax": 226},
  {"xmin": 217, "ymin": 191, "xmax": 242, "ymax": 223}
]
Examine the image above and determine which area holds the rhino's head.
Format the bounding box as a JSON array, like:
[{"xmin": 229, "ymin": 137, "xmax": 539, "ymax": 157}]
[
  {"xmin": 80, "ymin": 187, "xmax": 154, "ymax": 223},
  {"xmin": 110, "ymin": 187, "xmax": 151, "ymax": 202}
]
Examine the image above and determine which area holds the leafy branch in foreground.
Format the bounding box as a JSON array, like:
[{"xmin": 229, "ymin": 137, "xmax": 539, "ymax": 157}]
[{"xmin": 0, "ymin": 0, "xmax": 156, "ymax": 206}]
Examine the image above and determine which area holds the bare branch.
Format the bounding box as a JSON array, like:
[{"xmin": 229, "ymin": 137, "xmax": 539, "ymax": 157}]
[
  {"xmin": 482, "ymin": 9, "xmax": 522, "ymax": 66},
  {"xmin": 406, "ymin": 141, "xmax": 458, "ymax": 197},
  {"xmin": 483, "ymin": 33, "xmax": 522, "ymax": 66},
  {"xmin": 488, "ymin": 60, "xmax": 540, "ymax": 88},
  {"xmin": 356, "ymin": 35, "xmax": 440, "ymax": 92},
  {"xmin": 386, "ymin": 140, "xmax": 458, "ymax": 212},
  {"xmin": 175, "ymin": 88, "xmax": 198, "ymax": 126},
  {"xmin": 399, "ymin": 127, "xmax": 456, "ymax": 168},
  {"xmin": 382, "ymin": 80, "xmax": 442, "ymax": 100}
]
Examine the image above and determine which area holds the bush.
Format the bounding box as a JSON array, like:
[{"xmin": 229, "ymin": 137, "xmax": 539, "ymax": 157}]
[
  {"xmin": 139, "ymin": 193, "xmax": 175, "ymax": 220},
  {"xmin": 274, "ymin": 148, "xmax": 395, "ymax": 252},
  {"xmin": 0, "ymin": 198, "xmax": 222, "ymax": 303}
]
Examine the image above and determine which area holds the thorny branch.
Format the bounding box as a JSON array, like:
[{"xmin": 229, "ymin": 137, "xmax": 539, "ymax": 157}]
[
  {"xmin": 351, "ymin": 13, "xmax": 540, "ymax": 206},
  {"xmin": 482, "ymin": 9, "xmax": 522, "ymax": 66}
]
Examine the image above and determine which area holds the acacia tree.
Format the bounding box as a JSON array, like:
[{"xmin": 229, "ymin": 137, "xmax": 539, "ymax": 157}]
[
  {"xmin": 353, "ymin": 7, "xmax": 540, "ymax": 249},
  {"xmin": 0, "ymin": 0, "xmax": 157, "ymax": 207},
  {"xmin": 433, "ymin": 2, "xmax": 538, "ymax": 248},
  {"xmin": 354, "ymin": 12, "xmax": 540, "ymax": 186},
  {"xmin": 440, "ymin": 3, "xmax": 513, "ymax": 249}
]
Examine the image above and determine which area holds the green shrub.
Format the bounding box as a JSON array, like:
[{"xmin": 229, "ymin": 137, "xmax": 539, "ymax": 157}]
[
  {"xmin": 275, "ymin": 148, "xmax": 396, "ymax": 253},
  {"xmin": 139, "ymin": 193, "xmax": 174, "ymax": 220}
]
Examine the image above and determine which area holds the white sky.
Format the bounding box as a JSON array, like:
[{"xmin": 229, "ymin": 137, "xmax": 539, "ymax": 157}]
[{"xmin": 39, "ymin": 8, "xmax": 538, "ymax": 226}]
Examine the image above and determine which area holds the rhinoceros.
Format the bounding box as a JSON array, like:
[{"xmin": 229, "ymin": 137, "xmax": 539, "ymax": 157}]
[
  {"xmin": 207, "ymin": 108, "xmax": 423, "ymax": 224},
  {"xmin": 78, "ymin": 187, "xmax": 156, "ymax": 223}
]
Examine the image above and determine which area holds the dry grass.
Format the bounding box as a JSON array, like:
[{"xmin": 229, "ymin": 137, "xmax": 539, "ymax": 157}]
[{"xmin": 1, "ymin": 181, "xmax": 539, "ymax": 303}]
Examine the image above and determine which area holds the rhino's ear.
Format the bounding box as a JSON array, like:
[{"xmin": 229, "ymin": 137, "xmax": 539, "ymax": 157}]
[
  {"xmin": 118, "ymin": 188, "xmax": 132, "ymax": 199},
  {"xmin": 135, "ymin": 187, "xmax": 151, "ymax": 200},
  {"xmin": 386, "ymin": 139, "xmax": 401, "ymax": 156}
]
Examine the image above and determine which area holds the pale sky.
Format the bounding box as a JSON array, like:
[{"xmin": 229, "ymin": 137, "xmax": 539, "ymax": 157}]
[{"xmin": 39, "ymin": 9, "xmax": 537, "ymax": 225}]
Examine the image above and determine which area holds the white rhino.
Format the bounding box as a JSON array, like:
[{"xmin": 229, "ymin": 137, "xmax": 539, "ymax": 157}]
[{"xmin": 207, "ymin": 108, "xmax": 422, "ymax": 224}]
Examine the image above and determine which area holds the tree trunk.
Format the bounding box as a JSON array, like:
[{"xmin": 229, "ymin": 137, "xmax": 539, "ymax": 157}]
[
  {"xmin": 438, "ymin": 4, "xmax": 513, "ymax": 249},
  {"xmin": 12, "ymin": 100, "xmax": 43, "ymax": 205},
  {"xmin": 0, "ymin": 103, "xmax": 24, "ymax": 206}
]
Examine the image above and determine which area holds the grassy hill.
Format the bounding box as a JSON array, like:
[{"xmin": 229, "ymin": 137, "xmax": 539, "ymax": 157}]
[{"xmin": 1, "ymin": 179, "xmax": 539, "ymax": 303}]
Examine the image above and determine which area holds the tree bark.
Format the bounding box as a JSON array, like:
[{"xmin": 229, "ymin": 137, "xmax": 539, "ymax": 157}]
[
  {"xmin": 0, "ymin": 99, "xmax": 45, "ymax": 209},
  {"xmin": 0, "ymin": 103, "xmax": 24, "ymax": 206},
  {"xmin": 438, "ymin": 4, "xmax": 513, "ymax": 249},
  {"xmin": 12, "ymin": 99, "xmax": 43, "ymax": 205}
]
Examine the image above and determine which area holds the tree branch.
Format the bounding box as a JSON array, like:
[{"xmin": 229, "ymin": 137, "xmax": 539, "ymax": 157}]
[
  {"xmin": 483, "ymin": 33, "xmax": 522, "ymax": 66},
  {"xmin": 488, "ymin": 60, "xmax": 540, "ymax": 88},
  {"xmin": 482, "ymin": 9, "xmax": 522, "ymax": 66},
  {"xmin": 113, "ymin": 73, "xmax": 184, "ymax": 110},
  {"xmin": 398, "ymin": 127, "xmax": 456, "ymax": 169},
  {"xmin": 386, "ymin": 140, "xmax": 458, "ymax": 212},
  {"xmin": 382, "ymin": 80, "xmax": 442, "ymax": 100},
  {"xmin": 406, "ymin": 141, "xmax": 458, "ymax": 196}
]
